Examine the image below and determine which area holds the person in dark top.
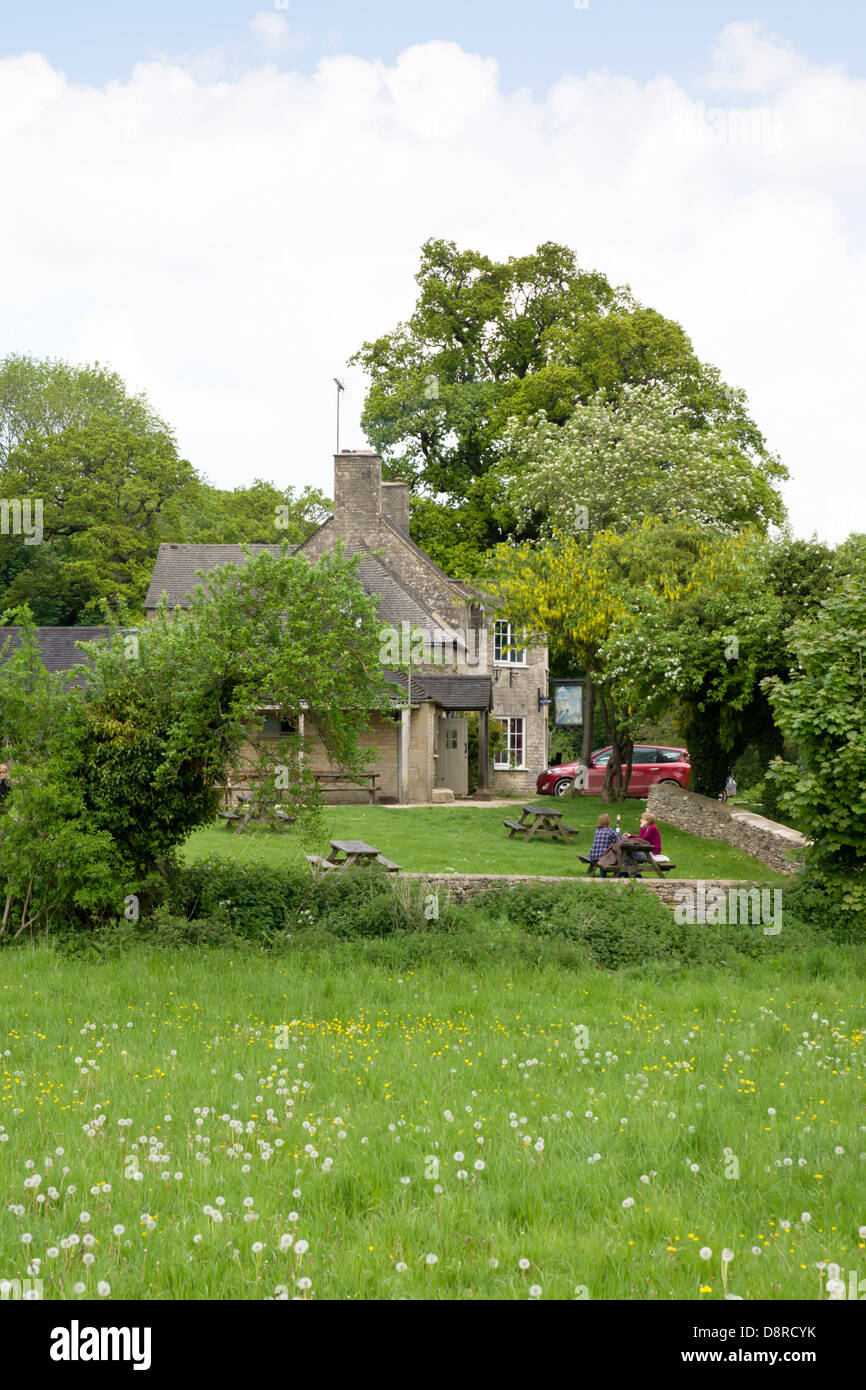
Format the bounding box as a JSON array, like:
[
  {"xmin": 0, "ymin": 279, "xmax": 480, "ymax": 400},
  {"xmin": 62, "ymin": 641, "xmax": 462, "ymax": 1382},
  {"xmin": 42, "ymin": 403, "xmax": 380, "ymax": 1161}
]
[
  {"xmin": 0, "ymin": 765, "xmax": 11, "ymax": 805},
  {"xmin": 588, "ymin": 812, "xmax": 620, "ymax": 878}
]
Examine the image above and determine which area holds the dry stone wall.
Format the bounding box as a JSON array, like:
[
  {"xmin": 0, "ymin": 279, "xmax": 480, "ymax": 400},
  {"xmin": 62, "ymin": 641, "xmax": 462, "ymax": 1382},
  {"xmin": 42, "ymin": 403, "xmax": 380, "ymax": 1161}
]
[{"xmin": 646, "ymin": 783, "xmax": 805, "ymax": 875}]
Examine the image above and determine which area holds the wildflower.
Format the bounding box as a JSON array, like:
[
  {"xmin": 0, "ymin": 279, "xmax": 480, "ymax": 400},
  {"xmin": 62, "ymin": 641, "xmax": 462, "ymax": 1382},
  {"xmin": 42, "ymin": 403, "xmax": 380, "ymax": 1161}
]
[
  {"xmin": 97, "ymin": 1281, "xmax": 110, "ymax": 1297},
  {"xmin": 396, "ymin": 1262, "xmax": 408, "ymax": 1273},
  {"xmin": 297, "ymin": 1277, "xmax": 312, "ymax": 1290},
  {"xmin": 802, "ymin": 1212, "xmax": 812, "ymax": 1224},
  {"xmin": 252, "ymin": 1242, "xmax": 264, "ymax": 1254},
  {"xmin": 73, "ymin": 1282, "xmax": 86, "ymax": 1294},
  {"xmin": 529, "ymin": 1284, "xmax": 542, "ymax": 1298},
  {"xmin": 474, "ymin": 1160, "xmax": 485, "ymax": 1172},
  {"xmin": 113, "ymin": 1225, "xmax": 125, "ymax": 1236},
  {"xmin": 722, "ymin": 1249, "xmax": 734, "ymax": 1263},
  {"xmin": 453, "ymin": 1152, "xmax": 464, "ymax": 1162},
  {"xmin": 622, "ymin": 1198, "xmax": 634, "ymax": 1209},
  {"xmin": 518, "ymin": 1257, "xmax": 530, "ymax": 1270},
  {"xmin": 699, "ymin": 1247, "xmax": 712, "ymax": 1260},
  {"xmin": 425, "ymin": 1253, "xmax": 438, "ymax": 1265},
  {"xmin": 295, "ymin": 1239, "xmax": 309, "ymax": 1256}
]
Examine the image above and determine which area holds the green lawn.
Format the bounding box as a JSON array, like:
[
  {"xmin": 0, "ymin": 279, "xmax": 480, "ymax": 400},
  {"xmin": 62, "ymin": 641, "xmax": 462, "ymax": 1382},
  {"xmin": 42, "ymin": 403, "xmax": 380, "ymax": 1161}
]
[
  {"xmin": 183, "ymin": 801, "xmax": 787, "ymax": 882},
  {"xmin": 1, "ymin": 943, "xmax": 863, "ymax": 1300}
]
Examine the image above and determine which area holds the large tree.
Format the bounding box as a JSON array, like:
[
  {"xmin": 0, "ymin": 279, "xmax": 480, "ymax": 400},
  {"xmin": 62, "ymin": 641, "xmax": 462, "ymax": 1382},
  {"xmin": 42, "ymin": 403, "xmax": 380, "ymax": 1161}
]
[
  {"xmin": 0, "ymin": 353, "xmax": 170, "ymax": 465},
  {"xmin": 0, "ymin": 354, "xmax": 328, "ymax": 622},
  {"xmin": 351, "ymin": 238, "xmax": 769, "ymax": 571}
]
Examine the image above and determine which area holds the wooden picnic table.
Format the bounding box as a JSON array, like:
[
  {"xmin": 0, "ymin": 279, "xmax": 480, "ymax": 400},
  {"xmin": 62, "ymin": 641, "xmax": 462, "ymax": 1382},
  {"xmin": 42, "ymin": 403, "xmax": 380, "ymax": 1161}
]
[
  {"xmin": 580, "ymin": 835, "xmax": 675, "ymax": 879},
  {"xmin": 305, "ymin": 840, "xmax": 400, "ymax": 873},
  {"xmin": 503, "ymin": 804, "xmax": 580, "ymax": 845}
]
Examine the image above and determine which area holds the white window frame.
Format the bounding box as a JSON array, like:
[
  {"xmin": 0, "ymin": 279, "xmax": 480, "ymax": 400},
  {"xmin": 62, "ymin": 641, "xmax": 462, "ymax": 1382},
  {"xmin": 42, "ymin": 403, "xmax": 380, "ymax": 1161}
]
[
  {"xmin": 493, "ymin": 620, "xmax": 527, "ymax": 667},
  {"xmin": 494, "ymin": 716, "xmax": 526, "ymax": 770}
]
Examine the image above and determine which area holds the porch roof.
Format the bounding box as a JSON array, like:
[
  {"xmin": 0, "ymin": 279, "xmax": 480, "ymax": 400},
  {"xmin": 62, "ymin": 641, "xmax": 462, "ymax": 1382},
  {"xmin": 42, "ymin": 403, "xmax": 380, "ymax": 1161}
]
[{"xmin": 387, "ymin": 671, "xmax": 492, "ymax": 711}]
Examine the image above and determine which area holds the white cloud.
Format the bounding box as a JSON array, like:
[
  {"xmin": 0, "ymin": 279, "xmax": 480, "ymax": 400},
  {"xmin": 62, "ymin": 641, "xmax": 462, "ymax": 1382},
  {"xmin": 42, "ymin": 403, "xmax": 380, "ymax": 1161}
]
[
  {"xmin": 706, "ymin": 21, "xmax": 807, "ymax": 94},
  {"xmin": 249, "ymin": 11, "xmax": 307, "ymax": 56},
  {"xmin": 0, "ymin": 31, "xmax": 863, "ymax": 543}
]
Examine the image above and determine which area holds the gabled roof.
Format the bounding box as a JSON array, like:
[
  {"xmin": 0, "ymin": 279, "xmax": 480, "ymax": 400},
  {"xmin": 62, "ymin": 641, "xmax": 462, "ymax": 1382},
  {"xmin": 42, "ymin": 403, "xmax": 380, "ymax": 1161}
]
[
  {"xmin": 0, "ymin": 626, "xmax": 115, "ymax": 686},
  {"xmin": 144, "ymin": 543, "xmax": 289, "ymax": 612},
  {"xmin": 143, "ymin": 539, "xmax": 455, "ymax": 637}
]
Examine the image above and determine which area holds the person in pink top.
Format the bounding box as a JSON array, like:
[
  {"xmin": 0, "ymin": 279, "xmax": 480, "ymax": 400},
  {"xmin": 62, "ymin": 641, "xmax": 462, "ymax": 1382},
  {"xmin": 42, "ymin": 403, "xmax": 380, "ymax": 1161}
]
[{"xmin": 637, "ymin": 812, "xmax": 662, "ymax": 856}]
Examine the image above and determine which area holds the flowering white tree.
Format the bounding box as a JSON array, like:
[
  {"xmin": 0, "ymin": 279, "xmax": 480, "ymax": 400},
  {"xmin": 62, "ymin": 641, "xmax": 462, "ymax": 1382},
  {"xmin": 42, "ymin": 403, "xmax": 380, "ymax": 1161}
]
[{"xmin": 500, "ymin": 383, "xmax": 786, "ymax": 539}]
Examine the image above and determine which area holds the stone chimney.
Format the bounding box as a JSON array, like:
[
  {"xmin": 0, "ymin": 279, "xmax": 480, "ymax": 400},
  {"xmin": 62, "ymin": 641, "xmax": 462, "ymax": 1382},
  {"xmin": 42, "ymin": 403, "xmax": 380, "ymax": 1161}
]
[
  {"xmin": 381, "ymin": 479, "xmax": 410, "ymax": 535},
  {"xmin": 332, "ymin": 450, "xmax": 381, "ymax": 532}
]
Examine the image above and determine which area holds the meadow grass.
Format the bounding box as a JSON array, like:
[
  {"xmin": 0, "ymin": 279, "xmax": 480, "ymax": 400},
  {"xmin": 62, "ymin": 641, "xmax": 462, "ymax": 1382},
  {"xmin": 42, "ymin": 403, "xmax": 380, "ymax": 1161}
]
[
  {"xmin": 183, "ymin": 801, "xmax": 787, "ymax": 882},
  {"xmin": 1, "ymin": 940, "xmax": 863, "ymax": 1301}
]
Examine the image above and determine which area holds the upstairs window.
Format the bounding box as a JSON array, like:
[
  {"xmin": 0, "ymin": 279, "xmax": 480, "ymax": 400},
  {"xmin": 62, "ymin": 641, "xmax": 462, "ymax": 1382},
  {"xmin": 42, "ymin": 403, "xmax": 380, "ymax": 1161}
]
[{"xmin": 494, "ymin": 620, "xmax": 526, "ymax": 666}]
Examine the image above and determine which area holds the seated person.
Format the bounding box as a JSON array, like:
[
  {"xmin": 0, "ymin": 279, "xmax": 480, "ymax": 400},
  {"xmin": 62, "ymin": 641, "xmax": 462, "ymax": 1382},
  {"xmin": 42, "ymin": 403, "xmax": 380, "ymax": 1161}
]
[
  {"xmin": 637, "ymin": 812, "xmax": 662, "ymax": 856},
  {"xmin": 0, "ymin": 764, "xmax": 10, "ymax": 804},
  {"xmin": 588, "ymin": 812, "xmax": 620, "ymax": 877}
]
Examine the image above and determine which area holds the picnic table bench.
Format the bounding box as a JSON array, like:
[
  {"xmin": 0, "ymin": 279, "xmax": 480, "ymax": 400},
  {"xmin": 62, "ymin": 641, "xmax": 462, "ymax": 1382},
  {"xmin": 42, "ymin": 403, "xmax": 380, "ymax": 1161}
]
[
  {"xmin": 305, "ymin": 840, "xmax": 400, "ymax": 873},
  {"xmin": 313, "ymin": 772, "xmax": 379, "ymax": 803},
  {"xmin": 218, "ymin": 797, "xmax": 297, "ymax": 832},
  {"xmin": 580, "ymin": 836, "xmax": 675, "ymax": 879},
  {"xmin": 503, "ymin": 805, "xmax": 580, "ymax": 845}
]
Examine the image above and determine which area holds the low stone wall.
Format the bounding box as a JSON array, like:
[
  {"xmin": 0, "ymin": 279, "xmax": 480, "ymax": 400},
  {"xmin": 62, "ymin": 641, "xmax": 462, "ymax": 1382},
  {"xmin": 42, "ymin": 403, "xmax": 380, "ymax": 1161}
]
[
  {"xmin": 398, "ymin": 872, "xmax": 755, "ymax": 910},
  {"xmin": 646, "ymin": 783, "xmax": 805, "ymax": 875}
]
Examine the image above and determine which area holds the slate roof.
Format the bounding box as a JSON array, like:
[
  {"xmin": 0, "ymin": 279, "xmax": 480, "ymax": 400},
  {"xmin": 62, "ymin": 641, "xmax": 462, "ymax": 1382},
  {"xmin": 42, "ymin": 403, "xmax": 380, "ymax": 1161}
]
[
  {"xmin": 387, "ymin": 671, "xmax": 492, "ymax": 710},
  {"xmin": 144, "ymin": 544, "xmax": 288, "ymax": 612},
  {"xmin": 0, "ymin": 627, "xmax": 115, "ymax": 687},
  {"xmin": 143, "ymin": 540, "xmax": 454, "ymax": 638}
]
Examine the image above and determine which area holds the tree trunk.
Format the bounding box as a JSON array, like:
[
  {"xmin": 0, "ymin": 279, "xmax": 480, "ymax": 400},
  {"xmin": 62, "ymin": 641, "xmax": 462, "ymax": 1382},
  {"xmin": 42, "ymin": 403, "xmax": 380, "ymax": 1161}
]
[
  {"xmin": 598, "ymin": 686, "xmax": 634, "ymax": 803},
  {"xmin": 580, "ymin": 672, "xmax": 594, "ymax": 767}
]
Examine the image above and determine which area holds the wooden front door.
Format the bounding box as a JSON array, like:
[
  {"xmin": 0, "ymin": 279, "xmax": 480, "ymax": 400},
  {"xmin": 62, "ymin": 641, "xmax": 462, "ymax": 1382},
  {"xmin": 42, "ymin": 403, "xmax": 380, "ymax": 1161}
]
[{"xmin": 436, "ymin": 715, "xmax": 468, "ymax": 796}]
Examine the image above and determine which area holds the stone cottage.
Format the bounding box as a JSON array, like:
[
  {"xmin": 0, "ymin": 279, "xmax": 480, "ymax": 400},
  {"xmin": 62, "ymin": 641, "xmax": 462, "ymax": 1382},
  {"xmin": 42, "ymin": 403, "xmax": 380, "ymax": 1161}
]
[{"xmin": 143, "ymin": 451, "xmax": 549, "ymax": 803}]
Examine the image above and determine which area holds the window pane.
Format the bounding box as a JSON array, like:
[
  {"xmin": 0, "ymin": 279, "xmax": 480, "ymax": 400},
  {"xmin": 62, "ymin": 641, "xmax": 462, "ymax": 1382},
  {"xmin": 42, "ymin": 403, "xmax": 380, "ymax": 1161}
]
[
  {"xmin": 511, "ymin": 718, "xmax": 524, "ymax": 763},
  {"xmin": 631, "ymin": 747, "xmax": 657, "ymax": 764}
]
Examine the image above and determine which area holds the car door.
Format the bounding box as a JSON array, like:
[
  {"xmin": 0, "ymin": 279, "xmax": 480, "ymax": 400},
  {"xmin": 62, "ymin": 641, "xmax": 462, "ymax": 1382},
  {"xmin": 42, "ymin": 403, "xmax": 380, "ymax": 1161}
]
[
  {"xmin": 627, "ymin": 746, "xmax": 658, "ymax": 796},
  {"xmin": 586, "ymin": 748, "xmax": 611, "ymax": 794}
]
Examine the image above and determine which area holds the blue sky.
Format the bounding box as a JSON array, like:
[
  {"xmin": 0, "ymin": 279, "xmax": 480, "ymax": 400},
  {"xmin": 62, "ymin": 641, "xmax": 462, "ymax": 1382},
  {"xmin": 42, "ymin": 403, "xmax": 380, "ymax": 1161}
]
[{"xmin": 3, "ymin": 0, "xmax": 864, "ymax": 92}]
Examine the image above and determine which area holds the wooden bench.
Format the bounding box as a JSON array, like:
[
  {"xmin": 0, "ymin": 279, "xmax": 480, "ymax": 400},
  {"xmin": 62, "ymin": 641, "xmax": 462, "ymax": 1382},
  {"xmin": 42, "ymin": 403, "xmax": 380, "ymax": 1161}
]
[
  {"xmin": 375, "ymin": 855, "xmax": 401, "ymax": 873},
  {"xmin": 304, "ymin": 854, "xmax": 337, "ymax": 871},
  {"xmin": 579, "ymin": 853, "xmax": 676, "ymax": 878},
  {"xmin": 313, "ymin": 772, "xmax": 379, "ymax": 804}
]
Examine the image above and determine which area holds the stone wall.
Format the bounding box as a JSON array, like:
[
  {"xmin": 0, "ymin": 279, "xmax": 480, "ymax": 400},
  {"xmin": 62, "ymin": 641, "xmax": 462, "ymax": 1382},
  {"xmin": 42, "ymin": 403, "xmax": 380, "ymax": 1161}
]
[
  {"xmin": 397, "ymin": 871, "xmax": 757, "ymax": 910},
  {"xmin": 646, "ymin": 783, "xmax": 806, "ymax": 875}
]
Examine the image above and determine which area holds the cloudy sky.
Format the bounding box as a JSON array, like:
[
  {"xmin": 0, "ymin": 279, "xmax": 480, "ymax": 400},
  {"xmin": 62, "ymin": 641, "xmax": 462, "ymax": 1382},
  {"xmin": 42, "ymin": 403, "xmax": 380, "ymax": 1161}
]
[{"xmin": 1, "ymin": 0, "xmax": 864, "ymax": 541}]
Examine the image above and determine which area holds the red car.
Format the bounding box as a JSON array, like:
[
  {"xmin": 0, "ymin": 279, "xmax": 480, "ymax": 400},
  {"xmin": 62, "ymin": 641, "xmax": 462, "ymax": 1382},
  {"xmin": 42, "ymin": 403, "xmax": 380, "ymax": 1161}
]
[{"xmin": 536, "ymin": 745, "xmax": 691, "ymax": 798}]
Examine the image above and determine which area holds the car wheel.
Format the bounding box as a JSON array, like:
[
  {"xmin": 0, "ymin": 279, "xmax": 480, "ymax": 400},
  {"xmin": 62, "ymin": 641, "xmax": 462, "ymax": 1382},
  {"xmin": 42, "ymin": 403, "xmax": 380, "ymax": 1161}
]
[
  {"xmin": 658, "ymin": 779, "xmax": 680, "ymax": 787},
  {"xmin": 717, "ymin": 789, "xmax": 728, "ymax": 802},
  {"xmin": 553, "ymin": 778, "xmax": 572, "ymax": 797}
]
